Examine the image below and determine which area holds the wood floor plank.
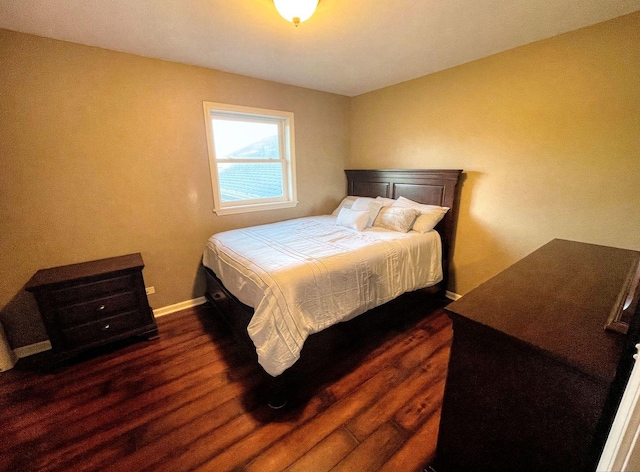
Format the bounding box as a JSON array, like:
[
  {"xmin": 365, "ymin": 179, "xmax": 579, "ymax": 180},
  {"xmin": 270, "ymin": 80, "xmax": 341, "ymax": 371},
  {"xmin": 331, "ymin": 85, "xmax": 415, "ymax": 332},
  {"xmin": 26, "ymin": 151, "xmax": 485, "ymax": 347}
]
[
  {"xmin": 154, "ymin": 406, "xmax": 273, "ymax": 471},
  {"xmin": 0, "ymin": 310, "xmax": 223, "ymax": 395},
  {"xmin": 108, "ymin": 394, "xmax": 262, "ymax": 472},
  {"xmin": 378, "ymin": 410, "xmax": 442, "ymax": 472},
  {"xmin": 285, "ymin": 426, "xmax": 359, "ymax": 472},
  {"xmin": 395, "ymin": 376, "xmax": 447, "ymax": 432},
  {"xmin": 1, "ymin": 333, "xmax": 224, "ymax": 432},
  {"xmin": 132, "ymin": 370, "xmax": 261, "ymax": 448},
  {"xmin": 6, "ymin": 358, "xmax": 235, "ymax": 471},
  {"xmin": 399, "ymin": 330, "xmax": 451, "ymax": 371},
  {"xmin": 194, "ymin": 395, "xmax": 329, "ymax": 471},
  {"xmin": 47, "ymin": 368, "xmax": 263, "ymax": 472},
  {"xmin": 50, "ymin": 435, "xmax": 135, "ymax": 472},
  {"xmin": 1, "ymin": 298, "xmax": 452, "ymax": 472},
  {"xmin": 244, "ymin": 367, "xmax": 400, "ymax": 472},
  {"xmin": 346, "ymin": 344, "xmax": 449, "ymax": 441},
  {"xmin": 2, "ymin": 341, "xmax": 225, "ymax": 450},
  {"xmin": 325, "ymin": 318, "xmax": 446, "ymax": 402},
  {"xmin": 331, "ymin": 422, "xmax": 405, "ymax": 472}
]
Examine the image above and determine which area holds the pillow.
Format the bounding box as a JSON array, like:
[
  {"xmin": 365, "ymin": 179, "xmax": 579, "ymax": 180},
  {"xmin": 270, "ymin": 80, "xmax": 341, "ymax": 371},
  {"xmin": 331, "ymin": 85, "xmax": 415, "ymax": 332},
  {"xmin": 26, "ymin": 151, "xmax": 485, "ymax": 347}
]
[
  {"xmin": 373, "ymin": 207, "xmax": 420, "ymax": 233},
  {"xmin": 376, "ymin": 196, "xmax": 396, "ymax": 207},
  {"xmin": 392, "ymin": 196, "xmax": 449, "ymax": 233},
  {"xmin": 336, "ymin": 208, "xmax": 369, "ymax": 231},
  {"xmin": 332, "ymin": 196, "xmax": 357, "ymax": 216},
  {"xmin": 351, "ymin": 197, "xmax": 383, "ymax": 228}
]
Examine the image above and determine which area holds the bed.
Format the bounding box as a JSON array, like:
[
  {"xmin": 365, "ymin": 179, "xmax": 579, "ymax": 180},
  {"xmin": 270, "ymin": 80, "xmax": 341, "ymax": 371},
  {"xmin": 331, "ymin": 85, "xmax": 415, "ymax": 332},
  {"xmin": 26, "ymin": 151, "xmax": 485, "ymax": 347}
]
[{"xmin": 202, "ymin": 169, "xmax": 462, "ymax": 405}]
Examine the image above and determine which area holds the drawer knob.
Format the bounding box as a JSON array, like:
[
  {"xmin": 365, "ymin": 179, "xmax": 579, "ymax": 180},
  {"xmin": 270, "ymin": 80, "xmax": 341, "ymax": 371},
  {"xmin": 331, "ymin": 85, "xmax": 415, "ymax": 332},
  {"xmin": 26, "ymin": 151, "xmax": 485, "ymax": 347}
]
[
  {"xmin": 97, "ymin": 305, "xmax": 106, "ymax": 311},
  {"xmin": 102, "ymin": 324, "xmax": 110, "ymax": 330}
]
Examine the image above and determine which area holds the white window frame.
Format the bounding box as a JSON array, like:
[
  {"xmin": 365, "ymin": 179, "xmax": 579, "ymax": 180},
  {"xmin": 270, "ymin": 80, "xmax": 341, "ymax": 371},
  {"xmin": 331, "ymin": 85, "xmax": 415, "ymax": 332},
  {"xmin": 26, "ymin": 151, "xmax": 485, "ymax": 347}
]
[{"xmin": 203, "ymin": 101, "xmax": 298, "ymax": 215}]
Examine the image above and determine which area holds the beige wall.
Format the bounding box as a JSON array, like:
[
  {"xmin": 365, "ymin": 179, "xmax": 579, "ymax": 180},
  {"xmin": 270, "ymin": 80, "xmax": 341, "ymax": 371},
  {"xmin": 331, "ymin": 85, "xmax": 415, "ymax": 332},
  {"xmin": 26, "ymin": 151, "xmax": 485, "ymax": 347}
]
[
  {"xmin": 0, "ymin": 29, "xmax": 350, "ymax": 347},
  {"xmin": 350, "ymin": 12, "xmax": 640, "ymax": 295}
]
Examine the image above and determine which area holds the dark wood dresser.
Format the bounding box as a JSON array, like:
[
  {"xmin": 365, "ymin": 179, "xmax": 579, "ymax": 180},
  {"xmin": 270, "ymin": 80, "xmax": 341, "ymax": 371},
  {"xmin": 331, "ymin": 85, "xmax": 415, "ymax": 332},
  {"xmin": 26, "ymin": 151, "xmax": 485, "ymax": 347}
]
[
  {"xmin": 430, "ymin": 239, "xmax": 640, "ymax": 472},
  {"xmin": 26, "ymin": 253, "xmax": 158, "ymax": 360}
]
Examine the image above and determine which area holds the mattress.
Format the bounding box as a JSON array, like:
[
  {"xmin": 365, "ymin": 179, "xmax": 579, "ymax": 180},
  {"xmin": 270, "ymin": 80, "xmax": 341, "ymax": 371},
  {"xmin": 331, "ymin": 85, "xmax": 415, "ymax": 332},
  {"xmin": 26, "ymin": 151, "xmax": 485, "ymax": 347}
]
[{"xmin": 203, "ymin": 215, "xmax": 442, "ymax": 376}]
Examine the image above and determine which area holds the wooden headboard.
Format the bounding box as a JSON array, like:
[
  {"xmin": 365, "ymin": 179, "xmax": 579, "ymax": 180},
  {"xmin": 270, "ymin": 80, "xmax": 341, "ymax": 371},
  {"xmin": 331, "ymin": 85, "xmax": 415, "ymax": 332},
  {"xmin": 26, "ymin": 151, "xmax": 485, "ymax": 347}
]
[{"xmin": 345, "ymin": 169, "xmax": 463, "ymax": 289}]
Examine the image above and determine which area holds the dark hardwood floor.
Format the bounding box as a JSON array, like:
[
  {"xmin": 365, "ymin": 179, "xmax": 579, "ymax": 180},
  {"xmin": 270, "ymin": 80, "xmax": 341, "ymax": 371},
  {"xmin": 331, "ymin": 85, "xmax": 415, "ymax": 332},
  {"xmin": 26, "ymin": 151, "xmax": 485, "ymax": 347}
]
[{"xmin": 0, "ymin": 293, "xmax": 452, "ymax": 472}]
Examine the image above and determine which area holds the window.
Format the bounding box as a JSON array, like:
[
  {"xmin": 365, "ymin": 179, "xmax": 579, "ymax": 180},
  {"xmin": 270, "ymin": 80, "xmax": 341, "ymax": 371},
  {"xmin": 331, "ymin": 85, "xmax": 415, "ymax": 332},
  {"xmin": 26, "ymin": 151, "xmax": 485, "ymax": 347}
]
[{"xmin": 203, "ymin": 102, "xmax": 297, "ymax": 215}]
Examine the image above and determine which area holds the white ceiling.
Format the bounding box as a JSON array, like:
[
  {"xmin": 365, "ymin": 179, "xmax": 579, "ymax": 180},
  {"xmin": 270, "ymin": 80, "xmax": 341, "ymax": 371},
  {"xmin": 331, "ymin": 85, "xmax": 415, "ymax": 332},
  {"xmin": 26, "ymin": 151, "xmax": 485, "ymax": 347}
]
[{"xmin": 1, "ymin": 0, "xmax": 638, "ymax": 97}]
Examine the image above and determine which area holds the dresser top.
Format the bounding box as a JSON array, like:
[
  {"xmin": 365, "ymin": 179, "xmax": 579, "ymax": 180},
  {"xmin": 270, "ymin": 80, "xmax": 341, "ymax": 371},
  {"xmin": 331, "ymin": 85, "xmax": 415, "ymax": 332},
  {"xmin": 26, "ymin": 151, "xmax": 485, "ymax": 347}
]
[
  {"xmin": 25, "ymin": 253, "xmax": 144, "ymax": 290},
  {"xmin": 446, "ymin": 239, "xmax": 640, "ymax": 382}
]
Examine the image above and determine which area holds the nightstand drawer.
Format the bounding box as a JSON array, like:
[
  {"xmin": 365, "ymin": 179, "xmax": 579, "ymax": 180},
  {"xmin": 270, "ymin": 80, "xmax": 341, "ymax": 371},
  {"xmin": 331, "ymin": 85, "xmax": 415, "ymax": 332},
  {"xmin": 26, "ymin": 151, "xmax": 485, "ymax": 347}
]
[
  {"xmin": 48, "ymin": 274, "xmax": 136, "ymax": 307},
  {"xmin": 61, "ymin": 310, "xmax": 146, "ymax": 349},
  {"xmin": 55, "ymin": 290, "xmax": 139, "ymax": 327}
]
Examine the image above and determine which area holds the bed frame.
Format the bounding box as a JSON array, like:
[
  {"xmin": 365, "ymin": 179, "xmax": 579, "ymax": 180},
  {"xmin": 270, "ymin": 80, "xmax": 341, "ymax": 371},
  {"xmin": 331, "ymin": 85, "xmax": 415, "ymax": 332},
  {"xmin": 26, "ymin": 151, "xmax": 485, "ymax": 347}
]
[{"xmin": 203, "ymin": 169, "xmax": 463, "ymax": 406}]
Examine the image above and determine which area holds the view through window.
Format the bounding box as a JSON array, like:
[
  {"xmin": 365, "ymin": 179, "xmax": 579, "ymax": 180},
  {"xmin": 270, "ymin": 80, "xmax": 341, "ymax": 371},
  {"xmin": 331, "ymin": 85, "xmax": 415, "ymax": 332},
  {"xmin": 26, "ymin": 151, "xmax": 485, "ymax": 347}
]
[{"xmin": 203, "ymin": 102, "xmax": 297, "ymax": 214}]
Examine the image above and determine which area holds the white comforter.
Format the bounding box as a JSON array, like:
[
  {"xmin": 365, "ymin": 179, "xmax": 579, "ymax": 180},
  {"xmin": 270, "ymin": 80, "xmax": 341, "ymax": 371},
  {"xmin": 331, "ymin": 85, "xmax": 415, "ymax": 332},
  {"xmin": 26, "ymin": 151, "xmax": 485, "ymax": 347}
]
[{"xmin": 203, "ymin": 215, "xmax": 442, "ymax": 376}]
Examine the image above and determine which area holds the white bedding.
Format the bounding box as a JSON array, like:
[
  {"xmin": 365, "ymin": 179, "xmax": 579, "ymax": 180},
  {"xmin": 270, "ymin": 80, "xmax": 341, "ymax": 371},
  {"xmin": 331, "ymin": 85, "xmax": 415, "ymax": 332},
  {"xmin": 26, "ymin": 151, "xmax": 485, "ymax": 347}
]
[{"xmin": 202, "ymin": 215, "xmax": 442, "ymax": 376}]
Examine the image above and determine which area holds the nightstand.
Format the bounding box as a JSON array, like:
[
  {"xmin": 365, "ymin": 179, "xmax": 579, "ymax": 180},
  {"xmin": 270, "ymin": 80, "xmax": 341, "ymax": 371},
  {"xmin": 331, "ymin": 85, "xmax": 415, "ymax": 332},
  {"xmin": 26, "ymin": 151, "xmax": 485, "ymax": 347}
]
[{"xmin": 25, "ymin": 253, "xmax": 158, "ymax": 360}]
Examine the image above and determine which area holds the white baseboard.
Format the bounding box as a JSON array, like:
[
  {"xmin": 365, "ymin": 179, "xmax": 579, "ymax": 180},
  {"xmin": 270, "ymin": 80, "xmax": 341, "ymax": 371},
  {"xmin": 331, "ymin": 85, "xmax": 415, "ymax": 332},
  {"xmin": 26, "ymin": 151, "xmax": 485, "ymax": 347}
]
[
  {"xmin": 152, "ymin": 296, "xmax": 208, "ymax": 318},
  {"xmin": 11, "ymin": 297, "xmax": 209, "ymax": 359},
  {"xmin": 445, "ymin": 290, "xmax": 462, "ymax": 301},
  {"xmin": 14, "ymin": 340, "xmax": 52, "ymax": 359}
]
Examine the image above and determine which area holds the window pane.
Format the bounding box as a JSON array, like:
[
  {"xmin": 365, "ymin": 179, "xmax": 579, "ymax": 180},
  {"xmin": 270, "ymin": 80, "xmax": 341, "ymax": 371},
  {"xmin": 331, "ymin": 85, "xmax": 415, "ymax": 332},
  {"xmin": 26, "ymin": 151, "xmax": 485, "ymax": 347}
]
[
  {"xmin": 217, "ymin": 162, "xmax": 284, "ymax": 202},
  {"xmin": 212, "ymin": 119, "xmax": 279, "ymax": 159}
]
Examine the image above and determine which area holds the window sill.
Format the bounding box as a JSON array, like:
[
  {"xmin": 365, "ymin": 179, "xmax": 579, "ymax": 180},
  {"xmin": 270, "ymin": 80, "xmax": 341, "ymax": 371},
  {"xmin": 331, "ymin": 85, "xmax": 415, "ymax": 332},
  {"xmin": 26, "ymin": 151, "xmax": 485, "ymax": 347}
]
[{"xmin": 213, "ymin": 200, "xmax": 298, "ymax": 216}]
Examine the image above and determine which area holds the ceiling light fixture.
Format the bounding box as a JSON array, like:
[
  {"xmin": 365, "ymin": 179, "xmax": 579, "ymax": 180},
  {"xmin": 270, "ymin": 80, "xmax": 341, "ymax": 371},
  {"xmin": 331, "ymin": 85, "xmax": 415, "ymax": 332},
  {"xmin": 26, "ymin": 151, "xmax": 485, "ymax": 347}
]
[{"xmin": 273, "ymin": 0, "xmax": 319, "ymax": 27}]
